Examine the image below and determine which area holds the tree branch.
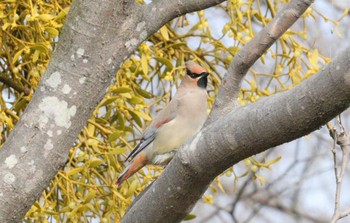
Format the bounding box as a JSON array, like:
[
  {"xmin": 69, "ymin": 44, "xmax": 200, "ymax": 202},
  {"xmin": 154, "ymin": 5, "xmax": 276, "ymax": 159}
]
[
  {"xmin": 122, "ymin": 46, "xmax": 350, "ymax": 222},
  {"xmin": 207, "ymin": 0, "xmax": 314, "ymax": 124},
  {"xmin": 150, "ymin": 0, "xmax": 225, "ymax": 20},
  {"xmin": 144, "ymin": 0, "xmax": 226, "ymax": 36}
]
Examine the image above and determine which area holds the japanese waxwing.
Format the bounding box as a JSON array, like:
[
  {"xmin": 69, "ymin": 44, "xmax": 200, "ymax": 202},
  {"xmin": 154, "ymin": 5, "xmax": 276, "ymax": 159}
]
[{"xmin": 116, "ymin": 61, "xmax": 209, "ymax": 187}]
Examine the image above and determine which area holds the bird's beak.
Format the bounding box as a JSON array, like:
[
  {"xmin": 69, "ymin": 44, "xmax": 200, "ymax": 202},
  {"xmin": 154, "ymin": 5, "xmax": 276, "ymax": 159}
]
[{"xmin": 200, "ymin": 72, "xmax": 209, "ymax": 78}]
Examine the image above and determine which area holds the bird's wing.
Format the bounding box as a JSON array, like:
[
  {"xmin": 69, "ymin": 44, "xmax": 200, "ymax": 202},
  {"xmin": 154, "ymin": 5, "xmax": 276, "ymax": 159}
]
[{"xmin": 125, "ymin": 99, "xmax": 179, "ymax": 161}]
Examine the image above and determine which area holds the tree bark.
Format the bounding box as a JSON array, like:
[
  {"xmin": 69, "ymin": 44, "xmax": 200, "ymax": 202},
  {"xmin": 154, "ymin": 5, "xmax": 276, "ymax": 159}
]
[{"xmin": 0, "ymin": 0, "xmax": 224, "ymax": 221}]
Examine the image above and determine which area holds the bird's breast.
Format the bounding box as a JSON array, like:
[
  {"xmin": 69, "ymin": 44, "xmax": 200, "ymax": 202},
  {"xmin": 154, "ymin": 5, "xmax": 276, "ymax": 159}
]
[{"xmin": 150, "ymin": 91, "xmax": 208, "ymax": 157}]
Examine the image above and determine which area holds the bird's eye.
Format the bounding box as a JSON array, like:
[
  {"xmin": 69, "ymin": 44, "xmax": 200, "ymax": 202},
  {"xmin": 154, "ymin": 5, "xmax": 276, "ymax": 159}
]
[
  {"xmin": 190, "ymin": 73, "xmax": 197, "ymax": 78},
  {"xmin": 187, "ymin": 69, "xmax": 197, "ymax": 79}
]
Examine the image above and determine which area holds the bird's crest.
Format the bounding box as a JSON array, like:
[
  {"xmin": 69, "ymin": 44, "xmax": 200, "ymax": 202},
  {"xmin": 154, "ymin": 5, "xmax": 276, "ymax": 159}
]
[{"xmin": 185, "ymin": 61, "xmax": 206, "ymax": 76}]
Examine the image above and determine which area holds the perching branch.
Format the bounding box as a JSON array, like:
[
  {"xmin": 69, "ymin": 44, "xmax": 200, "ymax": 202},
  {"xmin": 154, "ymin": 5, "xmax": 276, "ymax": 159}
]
[
  {"xmin": 327, "ymin": 117, "xmax": 350, "ymax": 223},
  {"xmin": 125, "ymin": 0, "xmax": 314, "ymax": 213},
  {"xmin": 122, "ymin": 43, "xmax": 350, "ymax": 223},
  {"xmin": 207, "ymin": 0, "xmax": 314, "ymax": 124},
  {"xmin": 123, "ymin": 0, "xmax": 315, "ymax": 222}
]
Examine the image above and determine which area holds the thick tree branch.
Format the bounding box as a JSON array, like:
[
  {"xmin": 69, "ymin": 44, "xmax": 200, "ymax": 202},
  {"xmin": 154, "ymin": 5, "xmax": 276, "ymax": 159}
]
[
  {"xmin": 144, "ymin": 0, "xmax": 226, "ymax": 37},
  {"xmin": 207, "ymin": 0, "xmax": 314, "ymax": 124},
  {"xmin": 123, "ymin": 0, "xmax": 314, "ymax": 221},
  {"xmin": 124, "ymin": 0, "xmax": 313, "ymax": 212},
  {"xmin": 0, "ymin": 0, "xmax": 226, "ymax": 222},
  {"xmin": 122, "ymin": 46, "xmax": 350, "ymax": 222},
  {"xmin": 150, "ymin": 0, "xmax": 225, "ymax": 20}
]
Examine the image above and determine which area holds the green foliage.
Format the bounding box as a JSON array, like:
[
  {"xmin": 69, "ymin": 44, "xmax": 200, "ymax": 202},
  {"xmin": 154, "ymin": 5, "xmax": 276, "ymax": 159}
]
[{"xmin": 0, "ymin": 0, "xmax": 345, "ymax": 222}]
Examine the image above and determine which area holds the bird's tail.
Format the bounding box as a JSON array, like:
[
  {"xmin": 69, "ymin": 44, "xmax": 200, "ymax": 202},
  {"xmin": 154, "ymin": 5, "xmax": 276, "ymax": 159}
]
[{"xmin": 116, "ymin": 152, "xmax": 148, "ymax": 187}]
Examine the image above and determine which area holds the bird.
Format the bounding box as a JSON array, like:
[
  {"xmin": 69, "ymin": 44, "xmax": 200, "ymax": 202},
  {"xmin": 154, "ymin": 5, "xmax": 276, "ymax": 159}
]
[{"xmin": 116, "ymin": 61, "xmax": 209, "ymax": 187}]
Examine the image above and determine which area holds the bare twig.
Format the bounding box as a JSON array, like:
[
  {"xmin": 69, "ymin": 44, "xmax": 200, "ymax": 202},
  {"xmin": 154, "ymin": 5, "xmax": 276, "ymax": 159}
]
[
  {"xmin": 327, "ymin": 116, "xmax": 350, "ymax": 223},
  {"xmin": 231, "ymin": 173, "xmax": 254, "ymax": 222},
  {"xmin": 251, "ymin": 196, "xmax": 328, "ymax": 223},
  {"xmin": 0, "ymin": 74, "xmax": 31, "ymax": 96}
]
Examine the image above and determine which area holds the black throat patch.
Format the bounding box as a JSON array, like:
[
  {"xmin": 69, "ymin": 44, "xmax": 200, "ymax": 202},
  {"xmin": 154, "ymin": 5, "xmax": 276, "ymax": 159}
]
[{"xmin": 197, "ymin": 75, "xmax": 208, "ymax": 89}]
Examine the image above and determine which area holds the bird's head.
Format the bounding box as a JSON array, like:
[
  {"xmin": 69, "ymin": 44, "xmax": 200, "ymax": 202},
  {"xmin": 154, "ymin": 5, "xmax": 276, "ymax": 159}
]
[{"xmin": 184, "ymin": 61, "xmax": 209, "ymax": 89}]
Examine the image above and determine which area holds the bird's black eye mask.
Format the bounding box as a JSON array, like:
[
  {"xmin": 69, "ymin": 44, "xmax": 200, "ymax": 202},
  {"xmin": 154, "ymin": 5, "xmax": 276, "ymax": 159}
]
[
  {"xmin": 186, "ymin": 69, "xmax": 197, "ymax": 79},
  {"xmin": 186, "ymin": 69, "xmax": 209, "ymax": 89},
  {"xmin": 186, "ymin": 69, "xmax": 209, "ymax": 79}
]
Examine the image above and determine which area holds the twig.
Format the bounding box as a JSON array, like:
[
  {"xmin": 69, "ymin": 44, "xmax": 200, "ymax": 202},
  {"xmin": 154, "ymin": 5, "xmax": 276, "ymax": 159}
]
[
  {"xmin": 327, "ymin": 116, "xmax": 350, "ymax": 223},
  {"xmin": 250, "ymin": 196, "xmax": 328, "ymax": 223},
  {"xmin": 231, "ymin": 173, "xmax": 253, "ymax": 222},
  {"xmin": 0, "ymin": 74, "xmax": 31, "ymax": 96}
]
